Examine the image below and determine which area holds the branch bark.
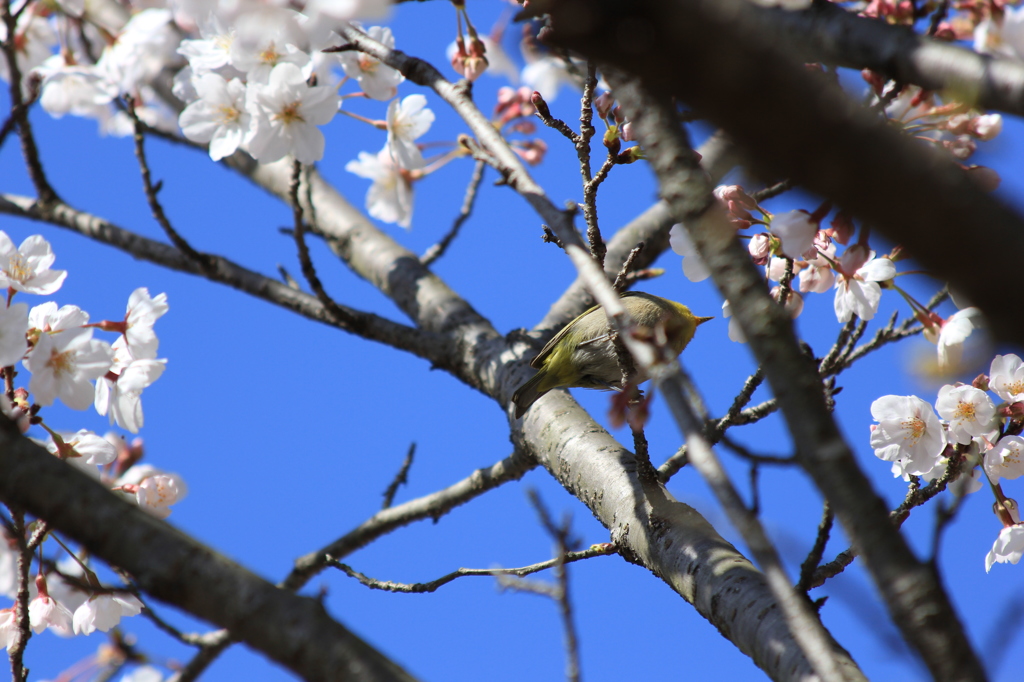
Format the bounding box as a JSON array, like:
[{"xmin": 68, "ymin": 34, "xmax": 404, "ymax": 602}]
[{"xmin": 0, "ymin": 422, "xmax": 418, "ymax": 682}]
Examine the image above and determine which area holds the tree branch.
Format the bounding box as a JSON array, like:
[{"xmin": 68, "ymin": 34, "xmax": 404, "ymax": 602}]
[{"xmin": 0, "ymin": 422, "xmax": 418, "ymax": 682}]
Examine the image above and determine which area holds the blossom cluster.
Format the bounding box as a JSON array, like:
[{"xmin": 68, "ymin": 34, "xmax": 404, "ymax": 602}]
[
  {"xmin": 4, "ymin": 0, "xmax": 577, "ymax": 234},
  {"xmin": 0, "ymin": 231, "xmax": 185, "ymax": 653},
  {"xmin": 670, "ymin": 183, "xmax": 991, "ymax": 372},
  {"xmin": 869, "ymin": 353, "xmax": 1024, "ymax": 571}
]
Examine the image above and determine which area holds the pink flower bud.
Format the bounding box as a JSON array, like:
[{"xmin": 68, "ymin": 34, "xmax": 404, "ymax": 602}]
[
  {"xmin": 748, "ymin": 233, "xmax": 772, "ymax": 264},
  {"xmin": 827, "ymin": 209, "xmax": 855, "ymax": 245},
  {"xmin": 970, "ymin": 114, "xmax": 1002, "ymax": 141},
  {"xmin": 944, "ymin": 136, "xmax": 976, "ymax": 160},
  {"xmin": 839, "ymin": 243, "xmax": 870, "ymax": 275},
  {"xmin": 594, "ymin": 91, "xmax": 615, "ymax": 119},
  {"xmin": 514, "ymin": 139, "xmax": 547, "ymax": 165},
  {"xmin": 621, "ymin": 121, "xmax": 634, "ymax": 142}
]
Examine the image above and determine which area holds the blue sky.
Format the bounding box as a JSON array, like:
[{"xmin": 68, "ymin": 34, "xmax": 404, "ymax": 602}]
[{"xmin": 2, "ymin": 1, "xmax": 1024, "ymax": 680}]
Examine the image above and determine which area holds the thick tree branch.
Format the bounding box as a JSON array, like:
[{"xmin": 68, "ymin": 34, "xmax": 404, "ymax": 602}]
[
  {"xmin": 601, "ymin": 64, "xmax": 983, "ymax": 680},
  {"xmin": 536, "ymin": 0, "xmax": 1024, "ymax": 354},
  {"xmin": 0, "ymin": 194, "xmax": 447, "ymax": 366},
  {"xmin": 0, "ymin": 423, "xmax": 418, "ymax": 682}
]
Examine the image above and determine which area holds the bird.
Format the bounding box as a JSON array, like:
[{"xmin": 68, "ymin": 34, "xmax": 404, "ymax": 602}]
[{"xmin": 511, "ymin": 291, "xmax": 712, "ymax": 418}]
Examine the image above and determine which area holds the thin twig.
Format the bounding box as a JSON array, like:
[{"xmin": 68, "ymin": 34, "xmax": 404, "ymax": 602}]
[
  {"xmin": 381, "ymin": 443, "xmax": 416, "ymax": 510},
  {"xmin": 421, "ymin": 160, "xmax": 486, "ymax": 266},
  {"xmin": 0, "ymin": 0, "xmax": 57, "ymax": 205},
  {"xmin": 126, "ymin": 99, "xmax": 212, "ymax": 270},
  {"xmin": 612, "ymin": 242, "xmax": 644, "ymax": 292},
  {"xmin": 526, "ymin": 489, "xmax": 582, "ymax": 682},
  {"xmin": 289, "ymin": 161, "xmax": 368, "ymax": 330},
  {"xmin": 328, "ymin": 544, "xmax": 615, "ymax": 594},
  {"xmin": 797, "ymin": 502, "xmax": 834, "ymax": 594},
  {"xmin": 751, "ymin": 179, "xmax": 793, "ymax": 203},
  {"xmin": 281, "ymin": 449, "xmax": 537, "ymax": 591}
]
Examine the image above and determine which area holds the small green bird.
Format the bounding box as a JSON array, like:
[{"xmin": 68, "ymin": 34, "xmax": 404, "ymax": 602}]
[{"xmin": 511, "ymin": 292, "xmax": 712, "ymax": 418}]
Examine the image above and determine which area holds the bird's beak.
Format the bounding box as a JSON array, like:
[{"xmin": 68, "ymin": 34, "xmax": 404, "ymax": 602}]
[{"xmin": 695, "ymin": 316, "xmax": 714, "ymax": 326}]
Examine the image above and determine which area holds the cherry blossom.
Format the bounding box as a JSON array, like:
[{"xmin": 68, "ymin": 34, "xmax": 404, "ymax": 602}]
[
  {"xmin": 28, "ymin": 577, "xmax": 73, "ymax": 635},
  {"xmin": 245, "ymin": 62, "xmax": 341, "ymax": 164},
  {"xmin": 177, "ymin": 17, "xmax": 236, "ymax": 74},
  {"xmin": 522, "ymin": 56, "xmax": 574, "ymax": 102},
  {"xmin": 179, "ymin": 74, "xmax": 251, "ymax": 161},
  {"xmin": 0, "ymin": 537, "xmax": 14, "ymax": 598},
  {"xmin": 722, "ymin": 300, "xmax": 746, "ymax": 343},
  {"xmin": 135, "ymin": 473, "xmax": 189, "ymax": 519},
  {"xmin": 975, "ymin": 7, "xmax": 1024, "ymax": 61},
  {"xmin": 833, "ymin": 247, "xmax": 895, "ymax": 322},
  {"xmin": 0, "ymin": 609, "xmax": 16, "ymax": 651},
  {"xmin": 936, "ymin": 384, "xmax": 997, "ymax": 445},
  {"xmin": 0, "ymin": 303, "xmax": 28, "ymax": 368},
  {"xmin": 984, "ymin": 435, "xmax": 1024, "ymax": 484},
  {"xmin": 985, "ymin": 524, "xmax": 1024, "ymax": 572},
  {"xmin": 307, "ymin": 0, "xmax": 392, "ymax": 18},
  {"xmin": 869, "ymin": 395, "xmax": 947, "ymax": 477},
  {"xmin": 935, "ymin": 307, "xmax": 985, "ymax": 370},
  {"xmin": 35, "ymin": 60, "xmax": 118, "ymax": 119},
  {"xmin": 770, "ymin": 210, "xmax": 817, "ymax": 259},
  {"xmin": 98, "ymin": 9, "xmax": 182, "ymax": 93},
  {"xmin": 94, "ymin": 338, "xmax": 167, "ymax": 434},
  {"xmin": 0, "ymin": 233, "xmax": 67, "ymax": 295},
  {"xmin": 669, "ymin": 224, "xmax": 710, "ymax": 282},
  {"xmin": 0, "ymin": 12, "xmax": 57, "ymax": 94},
  {"xmin": 120, "ymin": 666, "xmax": 165, "ymax": 682},
  {"xmin": 386, "ymin": 94, "xmax": 435, "ymax": 170},
  {"xmin": 798, "ymin": 241, "xmax": 836, "ymax": 294},
  {"xmin": 336, "ymin": 26, "xmax": 404, "ymax": 100},
  {"xmin": 46, "ymin": 430, "xmax": 118, "ymax": 466},
  {"xmin": 989, "ymin": 354, "xmax": 1024, "ymax": 404},
  {"xmin": 28, "ymin": 302, "xmax": 88, "ymax": 332},
  {"xmin": 229, "ymin": 10, "xmax": 310, "ymax": 84},
  {"xmin": 123, "ymin": 288, "xmax": 170, "ymax": 359},
  {"xmin": 72, "ymin": 593, "xmax": 144, "ymax": 635},
  {"xmin": 25, "ymin": 327, "xmax": 113, "ymax": 410},
  {"xmin": 346, "ymin": 146, "xmax": 414, "ymax": 228}
]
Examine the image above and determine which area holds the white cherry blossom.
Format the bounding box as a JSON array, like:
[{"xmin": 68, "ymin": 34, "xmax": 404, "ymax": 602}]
[
  {"xmin": 984, "ymin": 435, "xmax": 1024, "ymax": 484},
  {"xmin": 180, "ymin": 73, "xmax": 251, "ymax": 161},
  {"xmin": 29, "ymin": 302, "xmax": 88, "ymax": 333},
  {"xmin": 124, "ymin": 288, "xmax": 169, "ymax": 359},
  {"xmin": 336, "ymin": 26, "xmax": 404, "ymax": 100},
  {"xmin": 985, "ymin": 524, "xmax": 1024, "ymax": 572},
  {"xmin": 36, "ymin": 59, "xmax": 118, "ymax": 119},
  {"xmin": 135, "ymin": 473, "xmax": 189, "ymax": 518},
  {"xmin": 346, "ymin": 146, "xmax": 413, "ymax": 228},
  {"xmin": 73, "ymin": 593, "xmax": 144, "ymax": 635},
  {"xmin": 936, "ymin": 307, "xmax": 985, "ymax": 370},
  {"xmin": 245, "ymin": 62, "xmax": 341, "ymax": 164},
  {"xmin": 386, "ymin": 94, "xmax": 434, "ymax": 170},
  {"xmin": 46, "ymin": 429, "xmax": 118, "ymax": 466},
  {"xmin": 869, "ymin": 395, "xmax": 947, "ymax": 477},
  {"xmin": 25, "ymin": 327, "xmax": 113, "ymax": 409},
  {"xmin": 95, "ymin": 337, "xmax": 167, "ymax": 433},
  {"xmin": 0, "ymin": 609, "xmax": 15, "ymax": 651},
  {"xmin": 990, "ymin": 354, "xmax": 1024, "ymax": 403},
  {"xmin": 29, "ymin": 593, "xmax": 73, "ymax": 635},
  {"xmin": 0, "ymin": 13, "xmax": 58, "ymax": 93},
  {"xmin": 98, "ymin": 9, "xmax": 181, "ymax": 93},
  {"xmin": 936, "ymin": 384, "xmax": 997, "ymax": 445},
  {"xmin": 669, "ymin": 224, "xmax": 710, "ymax": 282},
  {"xmin": 0, "ymin": 233, "xmax": 67, "ymax": 295},
  {"xmin": 770, "ymin": 210, "xmax": 816, "ymax": 259},
  {"xmin": 833, "ymin": 247, "xmax": 895, "ymax": 322}
]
